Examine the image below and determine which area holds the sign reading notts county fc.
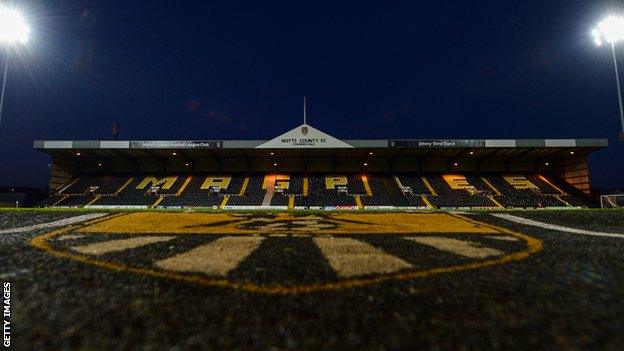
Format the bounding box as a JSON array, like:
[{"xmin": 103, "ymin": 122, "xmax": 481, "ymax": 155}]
[{"xmin": 256, "ymin": 124, "xmax": 353, "ymax": 148}]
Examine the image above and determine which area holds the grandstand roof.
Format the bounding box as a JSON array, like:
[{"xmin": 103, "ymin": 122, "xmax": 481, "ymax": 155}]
[{"xmin": 34, "ymin": 124, "xmax": 607, "ymax": 160}]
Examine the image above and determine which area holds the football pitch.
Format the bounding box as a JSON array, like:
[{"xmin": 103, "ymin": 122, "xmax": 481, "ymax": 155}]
[{"xmin": 1, "ymin": 209, "xmax": 624, "ymax": 349}]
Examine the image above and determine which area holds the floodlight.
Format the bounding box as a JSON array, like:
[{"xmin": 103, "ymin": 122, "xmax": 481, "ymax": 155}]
[
  {"xmin": 593, "ymin": 15, "xmax": 624, "ymax": 140},
  {"xmin": 0, "ymin": 7, "xmax": 31, "ymax": 128},
  {"xmin": 0, "ymin": 8, "xmax": 30, "ymax": 44},
  {"xmin": 592, "ymin": 16, "xmax": 624, "ymax": 46}
]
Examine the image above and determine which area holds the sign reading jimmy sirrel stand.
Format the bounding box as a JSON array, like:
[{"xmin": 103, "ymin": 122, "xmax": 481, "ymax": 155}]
[
  {"xmin": 256, "ymin": 124, "xmax": 353, "ymax": 148},
  {"xmin": 389, "ymin": 140, "xmax": 486, "ymax": 148}
]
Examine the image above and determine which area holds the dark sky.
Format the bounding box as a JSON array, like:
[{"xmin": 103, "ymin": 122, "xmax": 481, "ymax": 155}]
[{"xmin": 1, "ymin": 0, "xmax": 623, "ymax": 189}]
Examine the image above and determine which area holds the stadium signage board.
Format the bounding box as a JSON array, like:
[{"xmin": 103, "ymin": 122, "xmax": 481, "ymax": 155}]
[
  {"xmin": 389, "ymin": 140, "xmax": 486, "ymax": 148},
  {"xmin": 256, "ymin": 124, "xmax": 353, "ymax": 148},
  {"xmin": 129, "ymin": 141, "xmax": 223, "ymax": 149}
]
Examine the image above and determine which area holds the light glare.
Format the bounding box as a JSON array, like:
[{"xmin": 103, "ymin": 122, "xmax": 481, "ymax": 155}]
[
  {"xmin": 0, "ymin": 8, "xmax": 30, "ymax": 44},
  {"xmin": 592, "ymin": 29, "xmax": 603, "ymax": 46},
  {"xmin": 593, "ymin": 16, "xmax": 624, "ymax": 46}
]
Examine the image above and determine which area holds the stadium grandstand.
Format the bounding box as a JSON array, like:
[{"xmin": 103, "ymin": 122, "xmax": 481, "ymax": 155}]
[{"xmin": 34, "ymin": 123, "xmax": 607, "ymax": 210}]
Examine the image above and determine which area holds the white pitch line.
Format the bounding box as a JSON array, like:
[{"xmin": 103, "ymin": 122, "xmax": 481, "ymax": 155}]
[
  {"xmin": 487, "ymin": 236, "xmax": 519, "ymax": 242},
  {"xmin": 313, "ymin": 237, "xmax": 412, "ymax": 277},
  {"xmin": 404, "ymin": 236, "xmax": 503, "ymax": 259},
  {"xmin": 56, "ymin": 234, "xmax": 87, "ymax": 241},
  {"xmin": 492, "ymin": 213, "xmax": 624, "ymax": 239},
  {"xmin": 0, "ymin": 213, "xmax": 108, "ymax": 234},
  {"xmin": 72, "ymin": 236, "xmax": 176, "ymax": 256},
  {"xmin": 154, "ymin": 236, "xmax": 265, "ymax": 276}
]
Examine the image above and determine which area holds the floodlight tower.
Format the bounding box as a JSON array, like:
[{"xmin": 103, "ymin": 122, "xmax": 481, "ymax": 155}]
[
  {"xmin": 592, "ymin": 16, "xmax": 624, "ymax": 142},
  {"xmin": 0, "ymin": 7, "xmax": 30, "ymax": 128}
]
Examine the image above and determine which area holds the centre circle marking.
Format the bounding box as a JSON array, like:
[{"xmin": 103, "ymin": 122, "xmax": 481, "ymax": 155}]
[{"xmin": 30, "ymin": 212, "xmax": 542, "ymax": 294}]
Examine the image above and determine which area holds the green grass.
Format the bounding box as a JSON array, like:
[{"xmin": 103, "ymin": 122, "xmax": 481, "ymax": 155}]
[
  {"xmin": 0, "ymin": 207, "xmax": 440, "ymax": 216},
  {"xmin": 1, "ymin": 207, "xmax": 622, "ymax": 215}
]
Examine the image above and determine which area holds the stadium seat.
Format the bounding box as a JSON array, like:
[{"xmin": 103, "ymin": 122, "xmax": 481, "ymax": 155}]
[
  {"xmin": 159, "ymin": 194, "xmax": 222, "ymax": 208},
  {"xmin": 295, "ymin": 174, "xmax": 360, "ymax": 207},
  {"xmin": 484, "ymin": 174, "xmax": 569, "ymax": 208},
  {"xmin": 60, "ymin": 175, "xmax": 132, "ymax": 195},
  {"xmin": 121, "ymin": 175, "xmax": 185, "ymax": 196},
  {"xmin": 94, "ymin": 194, "xmax": 158, "ymax": 207},
  {"xmin": 396, "ymin": 175, "xmax": 431, "ymax": 195},
  {"xmin": 360, "ymin": 174, "xmax": 410, "ymax": 207},
  {"xmin": 423, "ymin": 174, "xmax": 496, "ymax": 208},
  {"xmin": 270, "ymin": 194, "xmax": 290, "ymax": 206},
  {"xmin": 42, "ymin": 172, "xmax": 590, "ymax": 209},
  {"xmin": 56, "ymin": 195, "xmax": 98, "ymax": 207}
]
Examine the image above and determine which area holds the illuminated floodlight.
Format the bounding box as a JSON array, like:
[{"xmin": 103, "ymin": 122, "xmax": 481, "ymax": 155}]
[
  {"xmin": 0, "ymin": 7, "xmax": 31, "ymax": 129},
  {"xmin": 592, "ymin": 16, "xmax": 624, "ymax": 46},
  {"xmin": 0, "ymin": 8, "xmax": 30, "ymax": 44},
  {"xmin": 593, "ymin": 15, "xmax": 624, "ymax": 140}
]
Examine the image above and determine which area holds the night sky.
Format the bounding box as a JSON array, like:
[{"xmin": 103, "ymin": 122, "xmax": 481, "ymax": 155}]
[{"xmin": 0, "ymin": 0, "xmax": 623, "ymax": 189}]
